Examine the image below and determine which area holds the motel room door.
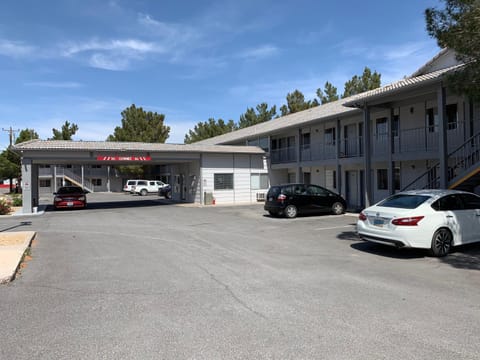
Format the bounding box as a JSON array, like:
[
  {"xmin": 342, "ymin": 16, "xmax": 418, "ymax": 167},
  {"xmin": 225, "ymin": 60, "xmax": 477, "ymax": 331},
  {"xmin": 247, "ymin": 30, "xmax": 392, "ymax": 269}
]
[{"xmin": 346, "ymin": 170, "xmax": 359, "ymax": 210}]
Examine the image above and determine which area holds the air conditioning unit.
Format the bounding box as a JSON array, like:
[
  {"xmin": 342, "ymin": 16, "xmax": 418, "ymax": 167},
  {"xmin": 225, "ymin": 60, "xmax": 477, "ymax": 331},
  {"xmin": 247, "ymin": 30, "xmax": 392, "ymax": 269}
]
[{"xmin": 256, "ymin": 192, "xmax": 266, "ymax": 201}]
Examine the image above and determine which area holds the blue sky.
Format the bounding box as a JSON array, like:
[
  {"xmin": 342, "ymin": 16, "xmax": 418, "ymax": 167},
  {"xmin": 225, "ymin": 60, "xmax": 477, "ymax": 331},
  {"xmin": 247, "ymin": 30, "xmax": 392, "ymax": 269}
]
[{"xmin": 0, "ymin": 0, "xmax": 442, "ymax": 148}]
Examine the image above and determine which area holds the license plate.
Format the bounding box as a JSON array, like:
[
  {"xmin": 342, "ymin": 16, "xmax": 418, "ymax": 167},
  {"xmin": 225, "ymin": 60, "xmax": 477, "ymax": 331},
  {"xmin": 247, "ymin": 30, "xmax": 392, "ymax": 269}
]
[
  {"xmin": 373, "ymin": 218, "xmax": 384, "ymax": 227},
  {"xmin": 67, "ymin": 202, "xmax": 74, "ymax": 206}
]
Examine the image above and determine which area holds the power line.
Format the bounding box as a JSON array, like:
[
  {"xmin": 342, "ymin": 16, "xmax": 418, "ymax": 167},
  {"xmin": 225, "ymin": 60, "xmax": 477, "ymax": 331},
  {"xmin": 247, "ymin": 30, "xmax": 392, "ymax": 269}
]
[{"xmin": 2, "ymin": 127, "xmax": 20, "ymax": 146}]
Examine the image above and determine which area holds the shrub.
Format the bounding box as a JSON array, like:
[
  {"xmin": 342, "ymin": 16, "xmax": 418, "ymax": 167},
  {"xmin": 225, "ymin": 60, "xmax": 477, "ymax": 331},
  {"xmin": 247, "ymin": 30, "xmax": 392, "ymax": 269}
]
[
  {"xmin": 12, "ymin": 195, "xmax": 22, "ymax": 207},
  {"xmin": 0, "ymin": 197, "xmax": 12, "ymax": 215}
]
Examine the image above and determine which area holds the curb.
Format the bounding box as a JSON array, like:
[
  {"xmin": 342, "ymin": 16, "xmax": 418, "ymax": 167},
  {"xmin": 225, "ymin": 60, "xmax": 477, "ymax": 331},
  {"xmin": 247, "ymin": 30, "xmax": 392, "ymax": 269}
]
[{"xmin": 0, "ymin": 231, "xmax": 36, "ymax": 284}]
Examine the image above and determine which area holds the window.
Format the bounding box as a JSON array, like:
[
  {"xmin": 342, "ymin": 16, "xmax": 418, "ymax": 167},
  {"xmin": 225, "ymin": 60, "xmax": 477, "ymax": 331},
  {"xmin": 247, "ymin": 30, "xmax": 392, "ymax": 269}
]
[
  {"xmin": 377, "ymin": 169, "xmax": 388, "ymax": 190},
  {"xmin": 271, "ymin": 138, "xmax": 277, "ymax": 150},
  {"xmin": 91, "ymin": 179, "xmax": 102, "ymax": 186},
  {"xmin": 214, "ymin": 173, "xmax": 234, "ymax": 190},
  {"xmin": 39, "ymin": 179, "xmax": 51, "ymax": 187},
  {"xmin": 376, "ymin": 117, "xmax": 387, "ymax": 137},
  {"xmin": 91, "ymin": 165, "xmax": 102, "ymax": 169},
  {"xmin": 258, "ymin": 137, "xmax": 269, "ymax": 151},
  {"xmin": 247, "ymin": 138, "xmax": 259, "ymax": 147},
  {"xmin": 432, "ymin": 195, "xmax": 464, "ymax": 211},
  {"xmin": 376, "ymin": 169, "xmax": 400, "ymax": 190},
  {"xmin": 325, "ymin": 128, "xmax": 335, "ymax": 145},
  {"xmin": 460, "ymin": 194, "xmax": 480, "ymax": 210},
  {"xmin": 248, "ymin": 137, "xmax": 269, "ymax": 151},
  {"xmin": 394, "ymin": 168, "xmax": 400, "ymax": 190},
  {"xmin": 306, "ymin": 185, "xmax": 329, "ymax": 196},
  {"xmin": 301, "ymin": 133, "xmax": 310, "ymax": 150},
  {"xmin": 251, "ymin": 174, "xmax": 269, "ymax": 190},
  {"xmin": 426, "ymin": 107, "xmax": 438, "ymax": 133},
  {"xmin": 446, "ymin": 104, "xmax": 458, "ymax": 130},
  {"xmin": 392, "ymin": 115, "xmax": 399, "ymax": 137},
  {"xmin": 378, "ymin": 194, "xmax": 429, "ymax": 209}
]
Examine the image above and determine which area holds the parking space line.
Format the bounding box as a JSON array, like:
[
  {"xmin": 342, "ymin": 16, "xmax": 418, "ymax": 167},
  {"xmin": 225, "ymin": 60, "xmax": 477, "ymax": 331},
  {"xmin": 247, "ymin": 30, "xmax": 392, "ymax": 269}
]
[{"xmin": 314, "ymin": 225, "xmax": 355, "ymax": 231}]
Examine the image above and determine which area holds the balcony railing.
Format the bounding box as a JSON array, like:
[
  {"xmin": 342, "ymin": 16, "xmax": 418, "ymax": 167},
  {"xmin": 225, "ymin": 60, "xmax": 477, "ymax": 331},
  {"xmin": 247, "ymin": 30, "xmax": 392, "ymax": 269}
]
[
  {"xmin": 270, "ymin": 121, "xmax": 468, "ymax": 164},
  {"xmin": 270, "ymin": 146, "xmax": 297, "ymax": 163}
]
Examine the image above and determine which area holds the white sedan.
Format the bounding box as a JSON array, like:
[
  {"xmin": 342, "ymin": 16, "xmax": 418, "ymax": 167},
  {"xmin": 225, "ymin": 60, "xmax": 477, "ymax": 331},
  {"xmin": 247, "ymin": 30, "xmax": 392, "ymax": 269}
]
[{"xmin": 356, "ymin": 189, "xmax": 480, "ymax": 257}]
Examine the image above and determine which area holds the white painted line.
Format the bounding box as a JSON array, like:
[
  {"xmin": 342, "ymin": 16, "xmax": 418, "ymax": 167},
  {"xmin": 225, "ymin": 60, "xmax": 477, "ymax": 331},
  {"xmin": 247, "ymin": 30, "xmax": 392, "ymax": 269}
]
[{"xmin": 314, "ymin": 225, "xmax": 355, "ymax": 231}]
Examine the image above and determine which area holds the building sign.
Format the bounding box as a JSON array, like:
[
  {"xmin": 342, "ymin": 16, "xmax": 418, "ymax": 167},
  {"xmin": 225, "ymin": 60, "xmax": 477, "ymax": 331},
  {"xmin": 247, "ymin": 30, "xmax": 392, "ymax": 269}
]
[{"xmin": 96, "ymin": 156, "xmax": 152, "ymax": 161}]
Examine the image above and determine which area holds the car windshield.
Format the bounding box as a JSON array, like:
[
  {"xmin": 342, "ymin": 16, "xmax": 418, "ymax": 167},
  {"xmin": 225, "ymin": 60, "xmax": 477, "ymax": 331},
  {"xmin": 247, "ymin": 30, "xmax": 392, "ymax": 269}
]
[
  {"xmin": 57, "ymin": 187, "xmax": 83, "ymax": 194},
  {"xmin": 377, "ymin": 194, "xmax": 430, "ymax": 209}
]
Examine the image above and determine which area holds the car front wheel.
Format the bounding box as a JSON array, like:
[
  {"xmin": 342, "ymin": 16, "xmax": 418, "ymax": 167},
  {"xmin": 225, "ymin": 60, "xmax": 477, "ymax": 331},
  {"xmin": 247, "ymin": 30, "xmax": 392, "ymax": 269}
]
[
  {"xmin": 284, "ymin": 205, "xmax": 298, "ymax": 218},
  {"xmin": 430, "ymin": 228, "xmax": 452, "ymax": 257},
  {"xmin": 332, "ymin": 202, "xmax": 345, "ymax": 215}
]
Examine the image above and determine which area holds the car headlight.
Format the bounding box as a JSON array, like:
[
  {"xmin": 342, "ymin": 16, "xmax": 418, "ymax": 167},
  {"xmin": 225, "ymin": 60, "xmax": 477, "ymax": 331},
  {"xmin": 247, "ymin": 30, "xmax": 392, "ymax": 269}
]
[
  {"xmin": 78, "ymin": 196, "xmax": 86, "ymax": 201},
  {"xmin": 54, "ymin": 196, "xmax": 62, "ymax": 202}
]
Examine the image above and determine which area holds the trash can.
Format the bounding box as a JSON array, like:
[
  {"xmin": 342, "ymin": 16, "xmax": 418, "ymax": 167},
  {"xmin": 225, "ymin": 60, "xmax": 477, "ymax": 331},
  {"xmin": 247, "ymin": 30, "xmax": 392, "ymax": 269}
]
[{"xmin": 204, "ymin": 192, "xmax": 214, "ymax": 205}]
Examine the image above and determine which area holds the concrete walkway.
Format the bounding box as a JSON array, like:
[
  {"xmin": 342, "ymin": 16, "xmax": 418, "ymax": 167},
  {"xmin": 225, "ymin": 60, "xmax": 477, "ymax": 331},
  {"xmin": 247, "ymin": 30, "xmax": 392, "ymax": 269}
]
[{"xmin": 0, "ymin": 231, "xmax": 36, "ymax": 284}]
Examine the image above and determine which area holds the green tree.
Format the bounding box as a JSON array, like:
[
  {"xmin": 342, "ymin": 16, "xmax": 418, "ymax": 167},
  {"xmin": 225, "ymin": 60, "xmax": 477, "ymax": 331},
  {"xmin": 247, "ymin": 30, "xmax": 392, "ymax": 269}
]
[
  {"xmin": 425, "ymin": 0, "xmax": 480, "ymax": 100},
  {"xmin": 51, "ymin": 121, "xmax": 78, "ymax": 140},
  {"xmin": 238, "ymin": 103, "xmax": 277, "ymax": 129},
  {"xmin": 107, "ymin": 104, "xmax": 170, "ymax": 178},
  {"xmin": 342, "ymin": 67, "xmax": 381, "ymax": 98},
  {"xmin": 184, "ymin": 118, "xmax": 237, "ymax": 144},
  {"xmin": 0, "ymin": 151, "xmax": 18, "ymax": 181},
  {"xmin": 316, "ymin": 81, "xmax": 339, "ymax": 104},
  {"xmin": 107, "ymin": 104, "xmax": 170, "ymax": 142},
  {"xmin": 280, "ymin": 89, "xmax": 319, "ymax": 116},
  {"xmin": 15, "ymin": 128, "xmax": 39, "ymax": 144}
]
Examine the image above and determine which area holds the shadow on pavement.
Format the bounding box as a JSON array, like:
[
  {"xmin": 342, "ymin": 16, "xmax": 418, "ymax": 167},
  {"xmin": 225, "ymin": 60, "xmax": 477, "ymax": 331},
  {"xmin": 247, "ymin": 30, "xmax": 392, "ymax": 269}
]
[
  {"xmin": 340, "ymin": 230, "xmax": 480, "ymax": 269},
  {"xmin": 44, "ymin": 198, "xmax": 177, "ymax": 212},
  {"xmin": 441, "ymin": 243, "xmax": 480, "ymax": 271},
  {"xmin": 0, "ymin": 221, "xmax": 32, "ymax": 232}
]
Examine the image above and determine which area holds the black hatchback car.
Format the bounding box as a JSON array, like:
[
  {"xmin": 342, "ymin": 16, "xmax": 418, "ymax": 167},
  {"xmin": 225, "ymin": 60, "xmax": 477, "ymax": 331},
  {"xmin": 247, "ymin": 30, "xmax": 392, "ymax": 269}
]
[{"xmin": 264, "ymin": 183, "xmax": 347, "ymax": 218}]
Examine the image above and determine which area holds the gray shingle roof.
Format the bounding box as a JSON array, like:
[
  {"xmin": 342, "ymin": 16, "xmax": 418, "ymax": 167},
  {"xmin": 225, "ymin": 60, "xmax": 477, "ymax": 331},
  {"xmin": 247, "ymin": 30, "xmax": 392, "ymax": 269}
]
[
  {"xmin": 343, "ymin": 63, "xmax": 463, "ymax": 108},
  {"xmin": 12, "ymin": 139, "xmax": 265, "ymax": 154},
  {"xmin": 195, "ymin": 99, "xmax": 360, "ymax": 145}
]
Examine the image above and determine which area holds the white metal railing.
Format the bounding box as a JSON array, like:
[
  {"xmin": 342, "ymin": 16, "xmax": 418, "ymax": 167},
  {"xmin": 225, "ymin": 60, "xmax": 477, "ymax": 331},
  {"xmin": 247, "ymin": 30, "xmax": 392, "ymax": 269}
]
[{"xmin": 56, "ymin": 167, "xmax": 94, "ymax": 192}]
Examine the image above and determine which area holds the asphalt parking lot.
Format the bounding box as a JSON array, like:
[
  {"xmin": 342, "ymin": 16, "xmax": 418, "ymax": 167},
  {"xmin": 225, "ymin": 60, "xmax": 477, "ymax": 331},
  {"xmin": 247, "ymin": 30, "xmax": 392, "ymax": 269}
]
[{"xmin": 1, "ymin": 192, "xmax": 479, "ymax": 359}]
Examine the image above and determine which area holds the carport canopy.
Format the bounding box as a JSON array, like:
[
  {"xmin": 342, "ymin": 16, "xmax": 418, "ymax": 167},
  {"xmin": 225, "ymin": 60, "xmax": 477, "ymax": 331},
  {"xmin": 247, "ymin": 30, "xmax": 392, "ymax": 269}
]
[{"xmin": 12, "ymin": 139, "xmax": 265, "ymax": 213}]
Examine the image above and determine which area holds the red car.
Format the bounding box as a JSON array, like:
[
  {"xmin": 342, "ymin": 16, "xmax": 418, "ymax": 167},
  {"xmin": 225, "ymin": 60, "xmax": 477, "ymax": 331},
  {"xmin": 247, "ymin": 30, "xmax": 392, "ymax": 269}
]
[{"xmin": 54, "ymin": 186, "xmax": 87, "ymax": 209}]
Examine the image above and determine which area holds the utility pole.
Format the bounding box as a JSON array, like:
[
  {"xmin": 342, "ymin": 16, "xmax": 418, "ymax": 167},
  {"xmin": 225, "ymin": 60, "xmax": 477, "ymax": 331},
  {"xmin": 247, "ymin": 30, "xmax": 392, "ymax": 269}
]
[
  {"xmin": 2, "ymin": 126, "xmax": 20, "ymax": 146},
  {"xmin": 2, "ymin": 127, "xmax": 20, "ymax": 193}
]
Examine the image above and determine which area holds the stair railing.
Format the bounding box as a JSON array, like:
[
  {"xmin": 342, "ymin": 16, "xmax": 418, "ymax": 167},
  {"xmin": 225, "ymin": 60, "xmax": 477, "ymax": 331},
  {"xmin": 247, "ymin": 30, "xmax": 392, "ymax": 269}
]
[{"xmin": 401, "ymin": 131, "xmax": 480, "ymax": 191}]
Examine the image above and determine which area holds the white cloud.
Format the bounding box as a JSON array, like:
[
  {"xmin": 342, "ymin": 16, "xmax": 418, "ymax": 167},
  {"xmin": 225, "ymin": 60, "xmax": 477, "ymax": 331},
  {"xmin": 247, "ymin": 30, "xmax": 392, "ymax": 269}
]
[
  {"xmin": 0, "ymin": 39, "xmax": 35, "ymax": 57},
  {"xmin": 62, "ymin": 38, "xmax": 161, "ymax": 56},
  {"xmin": 60, "ymin": 38, "xmax": 166, "ymax": 70},
  {"xmin": 88, "ymin": 53, "xmax": 130, "ymax": 71},
  {"xmin": 237, "ymin": 45, "xmax": 279, "ymax": 60}
]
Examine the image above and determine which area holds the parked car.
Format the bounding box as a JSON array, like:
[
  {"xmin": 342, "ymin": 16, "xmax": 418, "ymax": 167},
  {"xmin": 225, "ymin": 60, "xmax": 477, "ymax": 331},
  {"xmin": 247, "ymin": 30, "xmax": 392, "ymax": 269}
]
[
  {"xmin": 131, "ymin": 180, "xmax": 169, "ymax": 196},
  {"xmin": 356, "ymin": 189, "xmax": 480, "ymax": 257},
  {"xmin": 53, "ymin": 186, "xmax": 87, "ymax": 209},
  {"xmin": 158, "ymin": 184, "xmax": 172, "ymax": 199},
  {"xmin": 264, "ymin": 183, "xmax": 346, "ymax": 218},
  {"xmin": 123, "ymin": 179, "xmax": 145, "ymax": 193}
]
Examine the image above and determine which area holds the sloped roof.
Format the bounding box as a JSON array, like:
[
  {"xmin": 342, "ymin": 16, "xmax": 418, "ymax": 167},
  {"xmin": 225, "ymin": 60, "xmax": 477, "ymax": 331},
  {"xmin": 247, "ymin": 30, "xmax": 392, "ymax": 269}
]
[
  {"xmin": 195, "ymin": 99, "xmax": 360, "ymax": 145},
  {"xmin": 12, "ymin": 139, "xmax": 265, "ymax": 154},
  {"xmin": 343, "ymin": 63, "xmax": 463, "ymax": 108}
]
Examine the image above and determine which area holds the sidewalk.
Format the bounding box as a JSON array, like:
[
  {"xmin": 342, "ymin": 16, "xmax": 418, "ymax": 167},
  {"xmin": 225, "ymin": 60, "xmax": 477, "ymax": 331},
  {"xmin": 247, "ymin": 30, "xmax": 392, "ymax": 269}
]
[{"xmin": 0, "ymin": 231, "xmax": 36, "ymax": 284}]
